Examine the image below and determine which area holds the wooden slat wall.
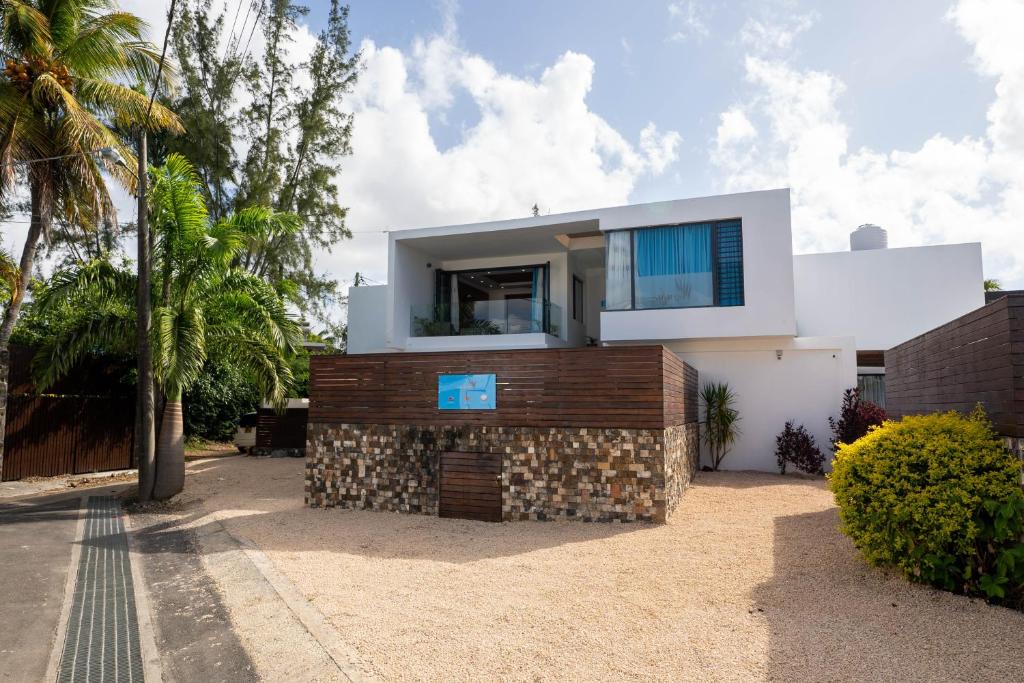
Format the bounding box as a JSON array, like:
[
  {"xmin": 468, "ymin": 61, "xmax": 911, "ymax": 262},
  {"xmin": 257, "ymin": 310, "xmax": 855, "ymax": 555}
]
[
  {"xmin": 885, "ymin": 294, "xmax": 1024, "ymax": 437},
  {"xmin": 1, "ymin": 345, "xmax": 135, "ymax": 481},
  {"xmin": 2, "ymin": 396, "xmax": 134, "ymax": 480},
  {"xmin": 310, "ymin": 345, "xmax": 697, "ymax": 430},
  {"xmin": 256, "ymin": 408, "xmax": 309, "ymax": 449}
]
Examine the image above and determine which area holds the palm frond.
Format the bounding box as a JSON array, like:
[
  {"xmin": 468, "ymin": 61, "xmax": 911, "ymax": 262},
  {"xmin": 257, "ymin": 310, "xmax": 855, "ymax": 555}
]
[
  {"xmin": 205, "ymin": 328, "xmax": 295, "ymax": 409},
  {"xmin": 33, "ymin": 257, "xmax": 135, "ymax": 315},
  {"xmin": 0, "ymin": 0, "xmax": 50, "ymax": 56},
  {"xmin": 153, "ymin": 302, "xmax": 206, "ymax": 401},
  {"xmin": 0, "ymin": 247, "xmax": 20, "ymax": 303},
  {"xmin": 210, "ymin": 269, "xmax": 304, "ymax": 354},
  {"xmin": 31, "ymin": 304, "xmax": 135, "ymax": 390},
  {"xmin": 150, "ymin": 153, "xmax": 208, "ymax": 279}
]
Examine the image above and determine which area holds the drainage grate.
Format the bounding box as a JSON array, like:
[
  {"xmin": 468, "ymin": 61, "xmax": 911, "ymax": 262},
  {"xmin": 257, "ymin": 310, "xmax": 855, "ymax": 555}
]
[{"xmin": 57, "ymin": 496, "xmax": 144, "ymax": 682}]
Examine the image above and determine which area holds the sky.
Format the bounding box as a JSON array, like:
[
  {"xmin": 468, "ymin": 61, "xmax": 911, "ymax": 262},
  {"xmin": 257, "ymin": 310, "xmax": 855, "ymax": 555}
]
[{"xmin": 4, "ymin": 0, "xmax": 1024, "ymax": 309}]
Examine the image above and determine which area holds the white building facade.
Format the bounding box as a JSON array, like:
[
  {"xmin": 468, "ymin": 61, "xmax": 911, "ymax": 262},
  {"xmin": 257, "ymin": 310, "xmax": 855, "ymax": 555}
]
[{"xmin": 346, "ymin": 189, "xmax": 984, "ymax": 471}]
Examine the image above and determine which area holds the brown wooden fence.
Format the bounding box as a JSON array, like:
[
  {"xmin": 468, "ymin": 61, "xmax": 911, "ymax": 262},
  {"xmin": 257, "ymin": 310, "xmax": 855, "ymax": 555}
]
[
  {"xmin": 309, "ymin": 345, "xmax": 696, "ymax": 430},
  {"xmin": 1, "ymin": 346, "xmax": 135, "ymax": 481},
  {"xmin": 885, "ymin": 293, "xmax": 1024, "ymax": 437},
  {"xmin": 256, "ymin": 407, "xmax": 308, "ymax": 449}
]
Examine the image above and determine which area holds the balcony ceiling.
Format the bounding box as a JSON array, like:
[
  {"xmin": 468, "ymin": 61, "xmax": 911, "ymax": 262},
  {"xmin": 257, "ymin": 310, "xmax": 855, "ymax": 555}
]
[{"xmin": 398, "ymin": 219, "xmax": 600, "ymax": 260}]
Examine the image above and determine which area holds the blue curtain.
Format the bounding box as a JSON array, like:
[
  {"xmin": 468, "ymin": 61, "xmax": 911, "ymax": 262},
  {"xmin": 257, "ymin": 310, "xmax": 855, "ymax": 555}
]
[
  {"xmin": 635, "ymin": 223, "xmax": 711, "ymax": 276},
  {"xmin": 634, "ymin": 223, "xmax": 713, "ymax": 308}
]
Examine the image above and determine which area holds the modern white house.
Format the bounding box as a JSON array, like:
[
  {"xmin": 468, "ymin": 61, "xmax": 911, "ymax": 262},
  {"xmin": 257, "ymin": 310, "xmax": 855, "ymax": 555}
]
[{"xmin": 345, "ymin": 189, "xmax": 984, "ymax": 471}]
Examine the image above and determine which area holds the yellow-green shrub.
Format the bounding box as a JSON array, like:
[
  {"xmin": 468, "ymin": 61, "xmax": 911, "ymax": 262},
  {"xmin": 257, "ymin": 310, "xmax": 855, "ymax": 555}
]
[{"xmin": 829, "ymin": 408, "xmax": 1024, "ymax": 604}]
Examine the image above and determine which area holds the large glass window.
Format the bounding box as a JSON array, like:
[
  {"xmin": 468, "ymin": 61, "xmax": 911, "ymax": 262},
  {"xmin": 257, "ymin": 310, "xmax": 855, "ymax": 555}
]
[
  {"xmin": 605, "ymin": 231, "xmax": 632, "ymax": 311},
  {"xmin": 634, "ymin": 223, "xmax": 713, "ymax": 309},
  {"xmin": 604, "ymin": 219, "xmax": 744, "ymax": 310}
]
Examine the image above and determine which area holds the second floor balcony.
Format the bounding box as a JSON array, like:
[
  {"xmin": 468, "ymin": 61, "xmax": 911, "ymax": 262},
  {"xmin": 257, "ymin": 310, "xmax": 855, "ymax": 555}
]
[{"xmin": 411, "ymin": 299, "xmax": 562, "ymax": 338}]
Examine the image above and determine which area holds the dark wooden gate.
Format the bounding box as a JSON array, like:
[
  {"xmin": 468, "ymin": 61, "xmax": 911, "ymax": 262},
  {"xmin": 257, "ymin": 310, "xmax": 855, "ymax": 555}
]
[
  {"xmin": 439, "ymin": 451, "xmax": 502, "ymax": 522},
  {"xmin": 1, "ymin": 346, "xmax": 135, "ymax": 481}
]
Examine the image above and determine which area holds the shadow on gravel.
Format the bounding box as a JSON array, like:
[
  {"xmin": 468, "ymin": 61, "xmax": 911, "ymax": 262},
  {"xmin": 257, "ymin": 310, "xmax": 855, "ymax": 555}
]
[{"xmin": 753, "ymin": 508, "xmax": 1024, "ymax": 681}]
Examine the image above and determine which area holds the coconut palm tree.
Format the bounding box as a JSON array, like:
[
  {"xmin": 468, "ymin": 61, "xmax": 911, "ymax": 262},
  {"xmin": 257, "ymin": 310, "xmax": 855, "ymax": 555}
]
[
  {"xmin": 0, "ymin": 0, "xmax": 182, "ymax": 468},
  {"xmin": 31, "ymin": 154, "xmax": 302, "ymax": 498}
]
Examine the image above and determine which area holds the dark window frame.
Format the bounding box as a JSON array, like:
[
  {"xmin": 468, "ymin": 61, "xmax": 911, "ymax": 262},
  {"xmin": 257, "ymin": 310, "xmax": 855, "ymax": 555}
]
[
  {"xmin": 606, "ymin": 218, "xmax": 745, "ymax": 311},
  {"xmin": 572, "ymin": 275, "xmax": 584, "ymax": 323}
]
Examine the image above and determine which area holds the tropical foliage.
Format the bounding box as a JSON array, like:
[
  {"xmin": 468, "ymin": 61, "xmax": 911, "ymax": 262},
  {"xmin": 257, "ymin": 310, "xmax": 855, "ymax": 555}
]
[
  {"xmin": 829, "ymin": 407, "xmax": 1024, "ymax": 606},
  {"xmin": 700, "ymin": 381, "xmax": 740, "ymax": 471},
  {"xmin": 828, "ymin": 388, "xmax": 886, "ymax": 450},
  {"xmin": 775, "ymin": 421, "xmax": 824, "ymax": 475},
  {"xmin": 0, "ymin": 0, "xmax": 182, "ymax": 465},
  {"xmin": 31, "ymin": 154, "xmax": 302, "ymax": 497}
]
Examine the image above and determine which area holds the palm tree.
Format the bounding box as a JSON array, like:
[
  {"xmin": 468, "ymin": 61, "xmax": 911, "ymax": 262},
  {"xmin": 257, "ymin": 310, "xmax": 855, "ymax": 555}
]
[
  {"xmin": 700, "ymin": 381, "xmax": 741, "ymax": 471},
  {"xmin": 0, "ymin": 0, "xmax": 182, "ymax": 469},
  {"xmin": 32, "ymin": 154, "xmax": 301, "ymax": 498}
]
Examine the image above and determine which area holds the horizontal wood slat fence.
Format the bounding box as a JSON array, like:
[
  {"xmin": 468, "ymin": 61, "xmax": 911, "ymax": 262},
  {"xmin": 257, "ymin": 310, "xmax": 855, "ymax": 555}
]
[
  {"xmin": 2, "ymin": 346, "xmax": 134, "ymax": 481},
  {"xmin": 256, "ymin": 408, "xmax": 309, "ymax": 449},
  {"xmin": 886, "ymin": 293, "xmax": 1024, "ymax": 437},
  {"xmin": 310, "ymin": 345, "xmax": 695, "ymax": 430}
]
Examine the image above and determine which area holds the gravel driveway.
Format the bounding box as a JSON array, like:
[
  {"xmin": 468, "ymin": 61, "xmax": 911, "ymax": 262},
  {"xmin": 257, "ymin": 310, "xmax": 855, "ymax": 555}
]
[{"xmin": 180, "ymin": 456, "xmax": 1024, "ymax": 682}]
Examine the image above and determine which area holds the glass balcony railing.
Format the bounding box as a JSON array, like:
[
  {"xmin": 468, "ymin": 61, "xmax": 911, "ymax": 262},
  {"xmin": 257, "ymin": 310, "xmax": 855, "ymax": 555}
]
[{"xmin": 411, "ymin": 299, "xmax": 561, "ymax": 337}]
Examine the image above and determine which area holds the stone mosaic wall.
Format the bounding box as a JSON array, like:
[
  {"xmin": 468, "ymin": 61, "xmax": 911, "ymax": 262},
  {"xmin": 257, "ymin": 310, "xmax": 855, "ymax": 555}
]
[
  {"xmin": 663, "ymin": 423, "xmax": 701, "ymax": 518},
  {"xmin": 306, "ymin": 422, "xmax": 700, "ymax": 523}
]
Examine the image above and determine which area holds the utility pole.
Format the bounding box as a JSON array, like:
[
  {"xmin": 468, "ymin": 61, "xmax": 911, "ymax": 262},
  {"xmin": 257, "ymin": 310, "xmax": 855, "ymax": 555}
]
[
  {"xmin": 136, "ymin": 0, "xmax": 176, "ymax": 502},
  {"xmin": 136, "ymin": 130, "xmax": 155, "ymax": 502}
]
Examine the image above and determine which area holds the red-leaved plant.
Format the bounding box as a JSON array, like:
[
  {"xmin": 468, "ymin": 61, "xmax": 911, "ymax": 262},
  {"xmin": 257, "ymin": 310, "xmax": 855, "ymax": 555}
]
[
  {"xmin": 829, "ymin": 388, "xmax": 886, "ymax": 449},
  {"xmin": 776, "ymin": 421, "xmax": 824, "ymax": 474}
]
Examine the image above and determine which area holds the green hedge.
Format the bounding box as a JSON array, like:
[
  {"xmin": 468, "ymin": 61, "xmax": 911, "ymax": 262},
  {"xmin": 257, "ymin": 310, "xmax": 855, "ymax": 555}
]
[{"xmin": 829, "ymin": 408, "xmax": 1024, "ymax": 605}]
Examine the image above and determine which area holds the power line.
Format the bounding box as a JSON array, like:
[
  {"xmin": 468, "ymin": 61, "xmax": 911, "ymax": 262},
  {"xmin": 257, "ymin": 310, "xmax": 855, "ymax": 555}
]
[
  {"xmin": 236, "ymin": 0, "xmax": 266, "ymax": 66},
  {"xmin": 221, "ymin": 0, "xmax": 246, "ymax": 61},
  {"xmin": 144, "ymin": 0, "xmax": 177, "ymax": 128},
  {"xmin": 0, "ymin": 213, "xmax": 389, "ymax": 235}
]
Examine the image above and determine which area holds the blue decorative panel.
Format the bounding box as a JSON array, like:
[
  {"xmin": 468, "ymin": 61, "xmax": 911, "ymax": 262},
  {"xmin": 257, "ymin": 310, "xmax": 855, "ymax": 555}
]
[{"xmin": 438, "ymin": 374, "xmax": 497, "ymax": 410}]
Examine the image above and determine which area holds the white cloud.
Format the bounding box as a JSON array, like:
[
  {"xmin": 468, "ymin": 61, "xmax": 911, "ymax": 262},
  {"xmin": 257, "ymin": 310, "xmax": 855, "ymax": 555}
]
[
  {"xmin": 739, "ymin": 11, "xmax": 817, "ymax": 54},
  {"xmin": 324, "ymin": 31, "xmax": 681, "ymax": 288},
  {"xmin": 712, "ymin": 0, "xmax": 1024, "ymax": 288},
  {"xmin": 667, "ymin": 1, "xmax": 710, "ymax": 42}
]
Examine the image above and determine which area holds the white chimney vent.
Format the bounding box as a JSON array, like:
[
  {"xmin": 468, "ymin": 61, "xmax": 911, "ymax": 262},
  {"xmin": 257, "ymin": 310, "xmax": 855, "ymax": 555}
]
[{"xmin": 850, "ymin": 224, "xmax": 888, "ymax": 251}]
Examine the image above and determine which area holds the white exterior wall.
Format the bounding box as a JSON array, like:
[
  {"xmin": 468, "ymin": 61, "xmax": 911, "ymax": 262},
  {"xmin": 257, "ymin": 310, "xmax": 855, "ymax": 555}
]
[
  {"xmin": 664, "ymin": 335, "xmax": 857, "ymax": 471},
  {"xmin": 793, "ymin": 243, "xmax": 984, "ymax": 350},
  {"xmin": 601, "ymin": 189, "xmax": 797, "ymax": 342},
  {"xmin": 346, "ymin": 285, "xmax": 389, "ymax": 354},
  {"xmin": 386, "ymin": 240, "xmax": 436, "ymax": 349}
]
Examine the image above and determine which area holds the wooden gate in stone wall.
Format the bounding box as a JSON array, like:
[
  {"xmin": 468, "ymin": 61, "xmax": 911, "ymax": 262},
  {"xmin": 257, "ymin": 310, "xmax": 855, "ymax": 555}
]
[{"xmin": 439, "ymin": 451, "xmax": 502, "ymax": 522}]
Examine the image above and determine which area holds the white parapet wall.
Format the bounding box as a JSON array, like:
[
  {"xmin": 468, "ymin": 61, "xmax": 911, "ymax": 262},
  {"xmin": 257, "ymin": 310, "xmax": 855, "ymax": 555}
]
[
  {"xmin": 663, "ymin": 335, "xmax": 857, "ymax": 472},
  {"xmin": 346, "ymin": 285, "xmax": 389, "ymax": 354},
  {"xmin": 793, "ymin": 243, "xmax": 984, "ymax": 350}
]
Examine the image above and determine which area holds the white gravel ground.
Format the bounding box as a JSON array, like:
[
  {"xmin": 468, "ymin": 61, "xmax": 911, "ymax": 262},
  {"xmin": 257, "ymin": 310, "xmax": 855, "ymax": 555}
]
[{"xmin": 179, "ymin": 456, "xmax": 1024, "ymax": 682}]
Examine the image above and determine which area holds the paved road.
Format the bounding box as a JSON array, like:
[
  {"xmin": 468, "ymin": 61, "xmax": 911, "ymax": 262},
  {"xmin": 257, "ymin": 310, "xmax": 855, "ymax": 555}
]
[
  {"xmin": 131, "ymin": 512, "xmax": 256, "ymax": 682},
  {"xmin": 0, "ymin": 484, "xmax": 255, "ymax": 682},
  {"xmin": 0, "ymin": 490, "xmax": 85, "ymax": 682}
]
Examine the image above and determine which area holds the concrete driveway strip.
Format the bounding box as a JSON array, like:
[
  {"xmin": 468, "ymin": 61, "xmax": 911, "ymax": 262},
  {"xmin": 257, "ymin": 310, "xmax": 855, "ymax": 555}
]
[{"xmin": 0, "ymin": 493, "xmax": 83, "ymax": 682}]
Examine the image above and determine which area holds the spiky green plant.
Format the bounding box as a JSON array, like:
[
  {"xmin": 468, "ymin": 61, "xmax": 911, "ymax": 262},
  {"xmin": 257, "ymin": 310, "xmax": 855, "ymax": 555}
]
[
  {"xmin": 700, "ymin": 381, "xmax": 741, "ymax": 471},
  {"xmin": 32, "ymin": 154, "xmax": 302, "ymax": 499}
]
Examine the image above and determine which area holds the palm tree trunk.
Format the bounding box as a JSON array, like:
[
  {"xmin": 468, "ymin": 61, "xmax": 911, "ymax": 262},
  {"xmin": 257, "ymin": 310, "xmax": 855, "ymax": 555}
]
[
  {"xmin": 153, "ymin": 397, "xmax": 185, "ymax": 499},
  {"xmin": 0, "ymin": 180, "xmax": 49, "ymax": 478},
  {"xmin": 137, "ymin": 130, "xmax": 157, "ymax": 501}
]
